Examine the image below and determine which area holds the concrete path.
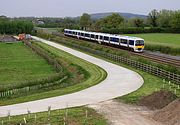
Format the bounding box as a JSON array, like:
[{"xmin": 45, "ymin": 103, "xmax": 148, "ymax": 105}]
[{"xmin": 0, "ymin": 36, "xmax": 143, "ymax": 117}]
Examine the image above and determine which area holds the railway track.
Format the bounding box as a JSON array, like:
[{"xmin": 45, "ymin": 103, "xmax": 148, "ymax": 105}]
[
  {"xmin": 134, "ymin": 52, "xmax": 180, "ymax": 68},
  {"xmin": 53, "ymin": 32, "xmax": 180, "ymax": 68}
]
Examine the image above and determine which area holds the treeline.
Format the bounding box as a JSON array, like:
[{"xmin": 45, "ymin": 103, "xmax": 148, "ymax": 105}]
[
  {"xmin": 0, "ymin": 19, "xmax": 33, "ymax": 34},
  {"xmin": 34, "ymin": 9, "xmax": 180, "ymax": 34},
  {"xmin": 81, "ymin": 9, "xmax": 180, "ymax": 34}
]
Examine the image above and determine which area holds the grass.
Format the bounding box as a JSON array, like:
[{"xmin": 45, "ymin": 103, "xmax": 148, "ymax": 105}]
[
  {"xmin": 0, "ymin": 42, "xmax": 106, "ymax": 106},
  {"xmin": 0, "ymin": 107, "xmax": 107, "ymax": 125},
  {"xmin": 0, "ymin": 42, "xmax": 57, "ymax": 85},
  {"xmin": 126, "ymin": 33, "xmax": 180, "ymax": 48}
]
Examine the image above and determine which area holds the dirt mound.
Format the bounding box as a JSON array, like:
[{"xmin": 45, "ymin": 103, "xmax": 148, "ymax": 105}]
[
  {"xmin": 153, "ymin": 99, "xmax": 180, "ymax": 125},
  {"xmin": 138, "ymin": 90, "xmax": 177, "ymax": 110}
]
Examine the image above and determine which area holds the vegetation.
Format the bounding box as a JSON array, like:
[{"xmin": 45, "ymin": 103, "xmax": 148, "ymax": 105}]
[
  {"xmin": 148, "ymin": 9, "xmax": 159, "ymax": 27},
  {"xmin": 0, "ymin": 107, "xmax": 107, "ymax": 125},
  {"xmin": 0, "ymin": 42, "xmax": 106, "ymax": 106},
  {"xmin": 94, "ymin": 13, "xmax": 124, "ymax": 29},
  {"xmin": 0, "ymin": 42, "xmax": 56, "ymax": 86},
  {"xmin": 0, "ymin": 18, "xmax": 33, "ymax": 34},
  {"xmin": 80, "ymin": 13, "xmax": 91, "ymax": 30}
]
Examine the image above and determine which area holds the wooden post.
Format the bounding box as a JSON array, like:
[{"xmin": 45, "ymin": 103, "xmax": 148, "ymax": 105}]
[
  {"xmin": 85, "ymin": 110, "xmax": 88, "ymax": 119},
  {"xmin": 1, "ymin": 120, "xmax": 3, "ymax": 125},
  {"xmin": 34, "ymin": 114, "xmax": 37, "ymax": 124},
  {"xmin": 7, "ymin": 111, "xmax": 10, "ymax": 121},
  {"xmin": 169, "ymin": 81, "xmax": 171, "ymax": 86},
  {"xmin": 63, "ymin": 117, "xmax": 66, "ymax": 125},
  {"xmin": 23, "ymin": 117, "xmax": 27, "ymax": 124},
  {"xmin": 27, "ymin": 108, "xmax": 31, "ymax": 118}
]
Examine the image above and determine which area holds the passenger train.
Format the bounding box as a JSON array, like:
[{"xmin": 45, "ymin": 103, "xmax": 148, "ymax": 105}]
[{"xmin": 64, "ymin": 29, "xmax": 145, "ymax": 52}]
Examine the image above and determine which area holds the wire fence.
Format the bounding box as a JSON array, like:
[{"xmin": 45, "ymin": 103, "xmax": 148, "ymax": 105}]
[
  {"xmin": 0, "ymin": 106, "xmax": 91, "ymax": 125},
  {"xmin": 54, "ymin": 39, "xmax": 180, "ymax": 85}
]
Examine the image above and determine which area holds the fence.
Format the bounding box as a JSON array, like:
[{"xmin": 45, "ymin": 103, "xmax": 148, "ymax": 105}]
[
  {"xmin": 0, "ymin": 76, "xmax": 68, "ymax": 99},
  {"xmin": 0, "ymin": 106, "xmax": 91, "ymax": 125},
  {"xmin": 54, "ymin": 39, "xmax": 180, "ymax": 85}
]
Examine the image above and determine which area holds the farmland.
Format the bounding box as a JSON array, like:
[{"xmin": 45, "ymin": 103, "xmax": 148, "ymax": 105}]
[{"xmin": 0, "ymin": 42, "xmax": 57, "ymax": 85}]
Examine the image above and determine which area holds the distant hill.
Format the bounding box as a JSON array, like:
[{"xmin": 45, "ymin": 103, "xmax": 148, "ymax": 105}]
[{"xmin": 89, "ymin": 12, "xmax": 147, "ymax": 20}]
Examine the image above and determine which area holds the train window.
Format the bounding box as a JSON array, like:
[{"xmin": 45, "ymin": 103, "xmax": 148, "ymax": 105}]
[
  {"xmin": 78, "ymin": 32, "xmax": 80, "ymax": 35},
  {"xmin": 129, "ymin": 40, "xmax": 134, "ymax": 45},
  {"xmin": 121, "ymin": 39, "xmax": 127, "ymax": 44},
  {"xmin": 96, "ymin": 35, "xmax": 98, "ymax": 39},
  {"xmin": 104, "ymin": 36, "xmax": 109, "ymax": 41},
  {"xmin": 73, "ymin": 31, "xmax": 75, "ymax": 34},
  {"xmin": 100, "ymin": 36, "xmax": 103, "ymax": 40},
  {"xmin": 69, "ymin": 31, "xmax": 72, "ymax": 34},
  {"xmin": 110, "ymin": 37, "xmax": 119, "ymax": 42},
  {"xmin": 91, "ymin": 34, "xmax": 95, "ymax": 38},
  {"xmin": 136, "ymin": 40, "xmax": 144, "ymax": 46},
  {"xmin": 85, "ymin": 33, "xmax": 90, "ymax": 37},
  {"xmin": 81, "ymin": 33, "xmax": 84, "ymax": 36}
]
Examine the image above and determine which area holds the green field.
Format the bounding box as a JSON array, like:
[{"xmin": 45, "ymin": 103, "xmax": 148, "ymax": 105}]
[
  {"xmin": 126, "ymin": 33, "xmax": 180, "ymax": 48},
  {"xmin": 0, "ymin": 42, "xmax": 56, "ymax": 85}
]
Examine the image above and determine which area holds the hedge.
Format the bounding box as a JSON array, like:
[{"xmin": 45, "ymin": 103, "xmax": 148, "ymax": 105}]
[{"xmin": 99, "ymin": 27, "xmax": 180, "ymax": 34}]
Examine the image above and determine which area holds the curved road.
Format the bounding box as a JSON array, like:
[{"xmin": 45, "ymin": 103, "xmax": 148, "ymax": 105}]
[{"xmin": 0, "ymin": 37, "xmax": 143, "ymax": 117}]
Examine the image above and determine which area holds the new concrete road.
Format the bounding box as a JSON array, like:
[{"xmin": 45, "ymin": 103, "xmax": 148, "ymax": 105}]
[{"xmin": 0, "ymin": 36, "xmax": 143, "ymax": 117}]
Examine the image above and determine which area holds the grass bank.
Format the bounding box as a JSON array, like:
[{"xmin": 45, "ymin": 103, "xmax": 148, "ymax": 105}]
[{"xmin": 0, "ymin": 107, "xmax": 107, "ymax": 125}]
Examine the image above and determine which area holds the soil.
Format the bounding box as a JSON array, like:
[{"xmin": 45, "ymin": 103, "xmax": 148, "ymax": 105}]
[
  {"xmin": 152, "ymin": 99, "xmax": 180, "ymax": 125},
  {"xmin": 0, "ymin": 35, "xmax": 17, "ymax": 42},
  {"xmin": 88, "ymin": 100, "xmax": 163, "ymax": 125},
  {"xmin": 138, "ymin": 90, "xmax": 177, "ymax": 110}
]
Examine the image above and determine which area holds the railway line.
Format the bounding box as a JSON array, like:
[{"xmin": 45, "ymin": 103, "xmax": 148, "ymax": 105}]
[{"xmin": 52, "ymin": 32, "xmax": 180, "ymax": 68}]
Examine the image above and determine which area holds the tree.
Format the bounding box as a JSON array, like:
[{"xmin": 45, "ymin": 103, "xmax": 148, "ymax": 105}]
[
  {"xmin": 131, "ymin": 18, "xmax": 144, "ymax": 27},
  {"xmin": 170, "ymin": 11, "xmax": 180, "ymax": 29},
  {"xmin": 148, "ymin": 9, "xmax": 159, "ymax": 27},
  {"xmin": 80, "ymin": 13, "xmax": 91, "ymax": 30},
  {"xmin": 157, "ymin": 9, "xmax": 172, "ymax": 28},
  {"xmin": 95, "ymin": 13, "xmax": 124, "ymax": 29}
]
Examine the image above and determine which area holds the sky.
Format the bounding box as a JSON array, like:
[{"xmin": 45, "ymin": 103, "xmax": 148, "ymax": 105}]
[{"xmin": 0, "ymin": 0, "xmax": 180, "ymax": 17}]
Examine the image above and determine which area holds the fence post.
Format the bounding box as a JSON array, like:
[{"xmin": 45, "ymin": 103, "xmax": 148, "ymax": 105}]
[{"xmin": 7, "ymin": 111, "xmax": 11, "ymax": 121}]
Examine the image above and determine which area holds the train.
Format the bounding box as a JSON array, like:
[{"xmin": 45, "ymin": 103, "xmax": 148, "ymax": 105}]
[{"xmin": 64, "ymin": 29, "xmax": 145, "ymax": 52}]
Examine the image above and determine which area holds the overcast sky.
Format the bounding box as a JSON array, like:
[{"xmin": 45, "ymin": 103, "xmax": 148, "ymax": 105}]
[{"xmin": 0, "ymin": 0, "xmax": 180, "ymax": 17}]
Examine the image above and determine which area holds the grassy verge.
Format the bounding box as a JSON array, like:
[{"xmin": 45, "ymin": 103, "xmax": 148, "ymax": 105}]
[
  {"xmin": 0, "ymin": 107, "xmax": 107, "ymax": 125},
  {"xmin": 41, "ymin": 35, "xmax": 180, "ymax": 104},
  {"xmin": 0, "ymin": 42, "xmax": 106, "ymax": 106},
  {"xmin": 126, "ymin": 33, "xmax": 180, "ymax": 55},
  {"xmin": 0, "ymin": 42, "xmax": 57, "ymax": 85}
]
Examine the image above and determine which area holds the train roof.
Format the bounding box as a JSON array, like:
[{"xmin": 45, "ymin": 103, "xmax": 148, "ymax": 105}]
[{"xmin": 64, "ymin": 29, "xmax": 144, "ymax": 40}]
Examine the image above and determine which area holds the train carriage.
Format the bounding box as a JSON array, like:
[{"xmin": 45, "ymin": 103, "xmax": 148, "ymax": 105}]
[{"xmin": 64, "ymin": 29, "xmax": 145, "ymax": 52}]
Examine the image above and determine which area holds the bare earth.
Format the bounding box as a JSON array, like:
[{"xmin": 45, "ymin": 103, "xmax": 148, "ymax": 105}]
[{"xmin": 88, "ymin": 100, "xmax": 163, "ymax": 125}]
